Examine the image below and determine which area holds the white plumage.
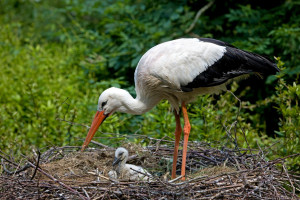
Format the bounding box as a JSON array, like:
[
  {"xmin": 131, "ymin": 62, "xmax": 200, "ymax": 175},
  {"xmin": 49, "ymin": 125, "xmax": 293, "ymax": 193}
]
[
  {"xmin": 136, "ymin": 38, "xmax": 226, "ymax": 88},
  {"xmin": 82, "ymin": 38, "xmax": 279, "ymax": 180},
  {"xmin": 109, "ymin": 147, "xmax": 152, "ymax": 181}
]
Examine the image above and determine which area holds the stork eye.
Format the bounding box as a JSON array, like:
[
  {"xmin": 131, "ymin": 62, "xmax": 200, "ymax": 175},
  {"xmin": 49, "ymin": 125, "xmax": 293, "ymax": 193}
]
[
  {"xmin": 101, "ymin": 101, "xmax": 107, "ymax": 108},
  {"xmin": 118, "ymin": 152, "xmax": 124, "ymax": 157}
]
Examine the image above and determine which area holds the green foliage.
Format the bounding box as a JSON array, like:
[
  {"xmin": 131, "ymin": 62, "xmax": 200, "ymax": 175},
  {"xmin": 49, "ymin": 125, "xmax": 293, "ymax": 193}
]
[
  {"xmin": 0, "ymin": 0, "xmax": 299, "ymax": 170},
  {"xmin": 272, "ymin": 79, "xmax": 300, "ymax": 169}
]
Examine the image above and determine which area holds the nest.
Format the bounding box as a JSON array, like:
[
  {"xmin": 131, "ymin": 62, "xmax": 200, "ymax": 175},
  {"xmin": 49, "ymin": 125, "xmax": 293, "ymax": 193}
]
[{"xmin": 0, "ymin": 137, "xmax": 299, "ymax": 200}]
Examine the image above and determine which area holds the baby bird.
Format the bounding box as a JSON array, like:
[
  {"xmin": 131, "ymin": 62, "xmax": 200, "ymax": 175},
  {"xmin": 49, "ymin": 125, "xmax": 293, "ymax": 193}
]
[{"xmin": 109, "ymin": 147, "xmax": 152, "ymax": 181}]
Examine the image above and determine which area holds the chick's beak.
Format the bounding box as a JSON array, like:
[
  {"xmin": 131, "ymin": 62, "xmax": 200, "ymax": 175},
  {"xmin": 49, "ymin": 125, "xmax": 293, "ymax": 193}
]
[
  {"xmin": 81, "ymin": 110, "xmax": 108, "ymax": 151},
  {"xmin": 112, "ymin": 157, "xmax": 121, "ymax": 166}
]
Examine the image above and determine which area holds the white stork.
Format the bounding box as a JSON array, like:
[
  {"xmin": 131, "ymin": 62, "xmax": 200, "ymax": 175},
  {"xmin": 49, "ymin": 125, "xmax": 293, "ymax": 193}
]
[{"xmin": 81, "ymin": 38, "xmax": 279, "ymax": 180}]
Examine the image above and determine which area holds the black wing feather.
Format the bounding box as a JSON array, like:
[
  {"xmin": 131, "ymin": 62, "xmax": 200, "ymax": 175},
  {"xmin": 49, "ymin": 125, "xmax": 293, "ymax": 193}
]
[{"xmin": 180, "ymin": 38, "xmax": 279, "ymax": 92}]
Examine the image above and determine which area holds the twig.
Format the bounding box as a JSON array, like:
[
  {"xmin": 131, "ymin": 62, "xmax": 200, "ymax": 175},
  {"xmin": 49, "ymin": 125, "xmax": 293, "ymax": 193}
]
[
  {"xmin": 282, "ymin": 164, "xmax": 296, "ymax": 199},
  {"xmin": 129, "ymin": 167, "xmax": 153, "ymax": 181},
  {"xmin": 168, "ymin": 175, "xmax": 183, "ymax": 183},
  {"xmin": 90, "ymin": 140, "xmax": 114, "ymax": 150},
  {"xmin": 227, "ymin": 90, "xmax": 242, "ymax": 119},
  {"xmin": 87, "ymin": 171, "xmax": 110, "ymax": 181},
  {"xmin": 61, "ymin": 97, "xmax": 70, "ymax": 120},
  {"xmin": 82, "ymin": 188, "xmax": 90, "ymax": 199},
  {"xmin": 234, "ymin": 157, "xmax": 249, "ymax": 186},
  {"xmin": 155, "ymin": 135, "xmax": 168, "ymax": 152},
  {"xmin": 265, "ymin": 153, "xmax": 300, "ymax": 166},
  {"xmin": 208, "ymin": 185, "xmax": 244, "ymax": 199},
  {"xmin": 56, "ymin": 118, "xmax": 90, "ymax": 128},
  {"xmin": 31, "ymin": 150, "xmax": 41, "ymax": 180},
  {"xmin": 66, "ymin": 109, "xmax": 77, "ymax": 144},
  {"xmin": 185, "ymin": 0, "xmax": 215, "ymax": 34}
]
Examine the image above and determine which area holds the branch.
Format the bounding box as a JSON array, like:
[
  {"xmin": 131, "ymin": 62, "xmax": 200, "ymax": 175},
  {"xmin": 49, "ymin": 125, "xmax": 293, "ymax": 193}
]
[
  {"xmin": 56, "ymin": 118, "xmax": 90, "ymax": 128},
  {"xmin": 89, "ymin": 140, "xmax": 114, "ymax": 150},
  {"xmin": 30, "ymin": 150, "xmax": 41, "ymax": 180},
  {"xmin": 185, "ymin": 0, "xmax": 215, "ymax": 34}
]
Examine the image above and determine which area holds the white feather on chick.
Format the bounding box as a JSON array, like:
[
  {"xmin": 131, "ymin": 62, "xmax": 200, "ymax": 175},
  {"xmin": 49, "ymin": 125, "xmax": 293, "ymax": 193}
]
[{"xmin": 111, "ymin": 147, "xmax": 152, "ymax": 181}]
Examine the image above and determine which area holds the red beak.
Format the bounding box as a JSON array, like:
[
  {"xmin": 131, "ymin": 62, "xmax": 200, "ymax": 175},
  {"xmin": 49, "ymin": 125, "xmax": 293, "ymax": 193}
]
[{"xmin": 81, "ymin": 110, "xmax": 108, "ymax": 151}]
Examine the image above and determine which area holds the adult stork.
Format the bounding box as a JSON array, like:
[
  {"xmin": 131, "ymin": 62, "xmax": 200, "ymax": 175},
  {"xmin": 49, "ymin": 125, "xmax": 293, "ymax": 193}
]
[{"xmin": 81, "ymin": 38, "xmax": 279, "ymax": 180}]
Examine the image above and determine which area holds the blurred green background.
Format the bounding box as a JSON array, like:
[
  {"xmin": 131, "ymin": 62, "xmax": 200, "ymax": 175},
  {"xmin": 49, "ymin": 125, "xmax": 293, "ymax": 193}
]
[{"xmin": 0, "ymin": 0, "xmax": 299, "ymax": 170}]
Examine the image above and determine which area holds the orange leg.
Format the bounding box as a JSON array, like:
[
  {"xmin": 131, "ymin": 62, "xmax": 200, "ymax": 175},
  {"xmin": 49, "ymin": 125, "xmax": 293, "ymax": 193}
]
[
  {"xmin": 181, "ymin": 102, "xmax": 191, "ymax": 181},
  {"xmin": 172, "ymin": 111, "xmax": 182, "ymax": 179}
]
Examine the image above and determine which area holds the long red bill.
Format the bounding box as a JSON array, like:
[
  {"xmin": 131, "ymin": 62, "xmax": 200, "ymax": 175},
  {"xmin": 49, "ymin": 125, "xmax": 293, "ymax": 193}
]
[{"xmin": 81, "ymin": 110, "xmax": 108, "ymax": 151}]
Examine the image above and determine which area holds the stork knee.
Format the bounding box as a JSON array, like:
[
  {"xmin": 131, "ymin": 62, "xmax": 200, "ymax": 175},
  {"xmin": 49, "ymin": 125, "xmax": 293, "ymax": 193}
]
[{"xmin": 183, "ymin": 123, "xmax": 191, "ymax": 136}]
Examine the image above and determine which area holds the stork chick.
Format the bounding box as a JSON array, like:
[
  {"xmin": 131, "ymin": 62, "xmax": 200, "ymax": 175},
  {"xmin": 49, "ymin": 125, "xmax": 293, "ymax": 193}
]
[{"xmin": 111, "ymin": 147, "xmax": 152, "ymax": 181}]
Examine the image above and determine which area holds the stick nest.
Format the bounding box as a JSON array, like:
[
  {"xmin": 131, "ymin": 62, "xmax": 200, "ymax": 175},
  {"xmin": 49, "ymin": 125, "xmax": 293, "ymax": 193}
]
[{"xmin": 1, "ymin": 138, "xmax": 299, "ymax": 200}]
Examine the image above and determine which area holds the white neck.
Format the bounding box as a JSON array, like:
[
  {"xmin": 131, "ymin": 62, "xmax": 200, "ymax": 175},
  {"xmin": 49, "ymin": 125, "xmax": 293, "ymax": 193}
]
[
  {"xmin": 116, "ymin": 157, "xmax": 128, "ymax": 176},
  {"xmin": 117, "ymin": 91, "xmax": 161, "ymax": 115}
]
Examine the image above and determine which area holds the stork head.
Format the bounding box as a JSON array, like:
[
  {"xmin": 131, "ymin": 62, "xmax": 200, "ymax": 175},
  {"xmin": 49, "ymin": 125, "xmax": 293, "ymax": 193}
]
[
  {"xmin": 112, "ymin": 147, "xmax": 129, "ymax": 166},
  {"xmin": 97, "ymin": 87, "xmax": 129, "ymax": 115},
  {"xmin": 81, "ymin": 87, "xmax": 131, "ymax": 151}
]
